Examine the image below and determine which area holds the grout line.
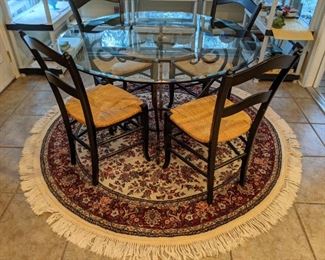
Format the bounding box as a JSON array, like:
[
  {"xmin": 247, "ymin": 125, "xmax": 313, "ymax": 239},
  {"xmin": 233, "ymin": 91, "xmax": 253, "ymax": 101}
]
[
  {"xmin": 0, "ymin": 191, "xmax": 19, "ymax": 195},
  {"xmin": 302, "ymin": 155, "xmax": 325, "ymax": 158},
  {"xmin": 294, "ymin": 205, "xmax": 318, "ymax": 260},
  {"xmin": 307, "ymin": 88, "xmax": 325, "ymax": 114},
  {"xmin": 310, "ymin": 124, "xmax": 325, "ymax": 147},
  {"xmin": 230, "ymin": 250, "xmax": 234, "ymax": 260},
  {"xmin": 60, "ymin": 241, "xmax": 69, "ymax": 260},
  {"xmin": 0, "ymin": 90, "xmax": 32, "ymax": 129},
  {"xmin": 0, "ymin": 192, "xmax": 16, "ymax": 220},
  {"xmin": 293, "ymin": 96, "xmax": 325, "ymax": 125},
  {"xmin": 291, "ymin": 98, "xmax": 312, "ymax": 125},
  {"xmin": 0, "ymin": 145, "xmax": 24, "ymax": 149},
  {"xmin": 295, "ymin": 202, "xmax": 325, "ymax": 205}
]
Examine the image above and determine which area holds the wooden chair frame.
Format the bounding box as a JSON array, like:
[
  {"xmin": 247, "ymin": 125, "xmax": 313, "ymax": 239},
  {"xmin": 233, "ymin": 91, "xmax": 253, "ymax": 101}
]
[
  {"xmin": 68, "ymin": 0, "xmax": 123, "ymax": 33},
  {"xmin": 20, "ymin": 31, "xmax": 150, "ymax": 185},
  {"xmin": 163, "ymin": 53, "xmax": 300, "ymax": 204},
  {"xmin": 169, "ymin": 32, "xmax": 260, "ymax": 108},
  {"xmin": 210, "ymin": 0, "xmax": 262, "ymax": 34}
]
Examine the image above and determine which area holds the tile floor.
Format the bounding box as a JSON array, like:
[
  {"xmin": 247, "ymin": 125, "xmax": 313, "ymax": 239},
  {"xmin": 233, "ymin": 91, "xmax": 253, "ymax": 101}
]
[{"xmin": 0, "ymin": 75, "xmax": 324, "ymax": 260}]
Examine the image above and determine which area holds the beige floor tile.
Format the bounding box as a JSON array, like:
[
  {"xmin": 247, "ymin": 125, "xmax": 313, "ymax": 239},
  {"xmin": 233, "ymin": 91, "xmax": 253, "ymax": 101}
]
[
  {"xmin": 296, "ymin": 98, "xmax": 325, "ymax": 124},
  {"xmin": 0, "ymin": 193, "xmax": 13, "ymax": 217},
  {"xmin": 288, "ymin": 123, "xmax": 325, "ymax": 156},
  {"xmin": 0, "ymin": 89, "xmax": 30, "ymax": 115},
  {"xmin": 202, "ymin": 253, "xmax": 231, "ymax": 260},
  {"xmin": 0, "ymin": 115, "xmax": 42, "ymax": 147},
  {"xmin": 0, "ymin": 111, "xmax": 11, "ymax": 127},
  {"xmin": 274, "ymin": 84, "xmax": 292, "ymax": 98},
  {"xmin": 297, "ymin": 157, "xmax": 325, "ymax": 203},
  {"xmin": 15, "ymin": 90, "xmax": 57, "ymax": 116},
  {"xmin": 63, "ymin": 243, "xmax": 106, "ymax": 260},
  {"xmin": 285, "ymin": 82, "xmax": 312, "ymax": 99},
  {"xmin": 7, "ymin": 75, "xmax": 44, "ymax": 91},
  {"xmin": 231, "ymin": 208, "xmax": 314, "ymax": 260},
  {"xmin": 62, "ymin": 241, "xmax": 232, "ymax": 260},
  {"xmin": 238, "ymin": 80, "xmax": 291, "ymax": 97},
  {"xmin": 0, "ymin": 148, "xmax": 21, "ymax": 193},
  {"xmin": 270, "ymin": 97, "xmax": 308, "ymax": 123},
  {"xmin": 312, "ymin": 124, "xmax": 325, "ymax": 145},
  {"xmin": 0, "ymin": 194, "xmax": 66, "ymax": 260},
  {"xmin": 296, "ymin": 204, "xmax": 325, "ymax": 260}
]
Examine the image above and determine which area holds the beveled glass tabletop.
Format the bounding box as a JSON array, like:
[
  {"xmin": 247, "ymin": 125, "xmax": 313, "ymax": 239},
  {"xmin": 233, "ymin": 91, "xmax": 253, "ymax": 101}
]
[{"xmin": 58, "ymin": 11, "xmax": 260, "ymax": 84}]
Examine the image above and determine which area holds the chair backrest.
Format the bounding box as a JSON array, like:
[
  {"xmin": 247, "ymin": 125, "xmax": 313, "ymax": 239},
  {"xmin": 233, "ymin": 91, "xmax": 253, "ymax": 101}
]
[
  {"xmin": 20, "ymin": 31, "xmax": 96, "ymax": 130},
  {"xmin": 68, "ymin": 0, "xmax": 123, "ymax": 32},
  {"xmin": 209, "ymin": 53, "xmax": 300, "ymax": 145},
  {"xmin": 210, "ymin": 0, "xmax": 262, "ymax": 32},
  {"xmin": 68, "ymin": 0, "xmax": 90, "ymax": 32}
]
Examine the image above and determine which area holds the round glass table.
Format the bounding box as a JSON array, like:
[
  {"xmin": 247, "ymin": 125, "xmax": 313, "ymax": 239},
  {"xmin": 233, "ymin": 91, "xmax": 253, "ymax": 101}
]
[
  {"xmin": 58, "ymin": 11, "xmax": 260, "ymax": 84},
  {"xmin": 58, "ymin": 11, "xmax": 260, "ymax": 162}
]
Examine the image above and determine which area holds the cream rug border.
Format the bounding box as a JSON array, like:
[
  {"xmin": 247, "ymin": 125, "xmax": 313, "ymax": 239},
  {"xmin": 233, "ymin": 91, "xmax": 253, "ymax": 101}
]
[{"xmin": 19, "ymin": 88, "xmax": 302, "ymax": 259}]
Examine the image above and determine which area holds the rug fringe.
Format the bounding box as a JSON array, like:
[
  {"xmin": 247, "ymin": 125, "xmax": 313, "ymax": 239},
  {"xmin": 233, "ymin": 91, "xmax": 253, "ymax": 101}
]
[{"xmin": 19, "ymin": 88, "xmax": 302, "ymax": 260}]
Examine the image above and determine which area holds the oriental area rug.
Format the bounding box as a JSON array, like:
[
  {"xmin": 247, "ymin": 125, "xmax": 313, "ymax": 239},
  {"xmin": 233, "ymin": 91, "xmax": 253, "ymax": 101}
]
[{"xmin": 19, "ymin": 88, "xmax": 302, "ymax": 259}]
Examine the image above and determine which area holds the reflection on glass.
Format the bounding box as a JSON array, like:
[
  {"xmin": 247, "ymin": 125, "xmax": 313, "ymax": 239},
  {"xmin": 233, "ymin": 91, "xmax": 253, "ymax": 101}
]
[
  {"xmin": 58, "ymin": 11, "xmax": 260, "ymax": 83},
  {"xmin": 101, "ymin": 30, "xmax": 130, "ymax": 48},
  {"xmin": 7, "ymin": 0, "xmax": 69, "ymax": 24}
]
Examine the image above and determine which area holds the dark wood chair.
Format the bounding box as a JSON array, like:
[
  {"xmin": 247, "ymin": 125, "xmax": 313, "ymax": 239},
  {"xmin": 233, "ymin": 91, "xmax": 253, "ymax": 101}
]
[
  {"xmin": 68, "ymin": 0, "xmax": 153, "ymax": 90},
  {"xmin": 170, "ymin": 0, "xmax": 261, "ymax": 107},
  {"xmin": 163, "ymin": 53, "xmax": 300, "ymax": 204},
  {"xmin": 210, "ymin": 0, "xmax": 262, "ymax": 34},
  {"xmin": 68, "ymin": 0, "xmax": 123, "ymax": 32},
  {"xmin": 20, "ymin": 31, "xmax": 150, "ymax": 185}
]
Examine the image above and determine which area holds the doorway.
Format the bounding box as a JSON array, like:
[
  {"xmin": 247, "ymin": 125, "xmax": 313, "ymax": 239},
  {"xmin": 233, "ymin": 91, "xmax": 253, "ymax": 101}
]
[{"xmin": 0, "ymin": 32, "xmax": 15, "ymax": 92}]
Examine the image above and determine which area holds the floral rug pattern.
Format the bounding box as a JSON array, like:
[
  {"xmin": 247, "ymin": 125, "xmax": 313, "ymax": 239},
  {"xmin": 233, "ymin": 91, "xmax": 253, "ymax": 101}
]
[{"xmin": 41, "ymin": 92, "xmax": 281, "ymax": 237}]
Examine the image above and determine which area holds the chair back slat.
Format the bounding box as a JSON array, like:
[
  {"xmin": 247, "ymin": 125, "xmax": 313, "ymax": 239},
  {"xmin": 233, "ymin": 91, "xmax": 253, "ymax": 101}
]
[
  {"xmin": 68, "ymin": 0, "xmax": 88, "ymax": 32},
  {"xmin": 21, "ymin": 32, "xmax": 68, "ymax": 68},
  {"xmin": 208, "ymin": 53, "xmax": 300, "ymax": 145},
  {"xmin": 211, "ymin": 0, "xmax": 256, "ymax": 14},
  {"xmin": 45, "ymin": 71, "xmax": 79, "ymax": 98},
  {"xmin": 230, "ymin": 55, "xmax": 298, "ymax": 86},
  {"xmin": 210, "ymin": 0, "xmax": 262, "ymax": 32},
  {"xmin": 20, "ymin": 31, "xmax": 86, "ymax": 99},
  {"xmin": 222, "ymin": 91, "xmax": 271, "ymax": 117},
  {"xmin": 70, "ymin": 0, "xmax": 90, "ymax": 9},
  {"xmin": 68, "ymin": 0, "xmax": 123, "ymax": 32},
  {"xmin": 20, "ymin": 31, "xmax": 96, "ymax": 131}
]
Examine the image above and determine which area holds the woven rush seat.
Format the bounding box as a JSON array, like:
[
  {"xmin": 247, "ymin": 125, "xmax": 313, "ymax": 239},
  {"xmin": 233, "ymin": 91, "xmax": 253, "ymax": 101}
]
[
  {"xmin": 170, "ymin": 95, "xmax": 252, "ymax": 143},
  {"xmin": 174, "ymin": 57, "xmax": 231, "ymax": 77},
  {"xmin": 93, "ymin": 58, "xmax": 152, "ymax": 76},
  {"xmin": 66, "ymin": 84, "xmax": 142, "ymax": 128}
]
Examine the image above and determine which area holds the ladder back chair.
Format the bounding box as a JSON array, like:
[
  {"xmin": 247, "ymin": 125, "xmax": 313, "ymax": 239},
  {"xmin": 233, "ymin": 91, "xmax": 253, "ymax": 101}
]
[
  {"xmin": 171, "ymin": 0, "xmax": 261, "ymax": 107},
  {"xmin": 20, "ymin": 31, "xmax": 150, "ymax": 186},
  {"xmin": 210, "ymin": 0, "xmax": 262, "ymax": 35},
  {"xmin": 68, "ymin": 0, "xmax": 123, "ymax": 32},
  {"xmin": 163, "ymin": 53, "xmax": 300, "ymax": 204},
  {"xmin": 68, "ymin": 0, "xmax": 153, "ymax": 91}
]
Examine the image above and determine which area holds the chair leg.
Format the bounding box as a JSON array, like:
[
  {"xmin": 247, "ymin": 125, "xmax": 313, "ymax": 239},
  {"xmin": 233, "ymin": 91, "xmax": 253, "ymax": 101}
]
[
  {"xmin": 141, "ymin": 104, "xmax": 150, "ymax": 161},
  {"xmin": 62, "ymin": 117, "xmax": 76, "ymax": 165},
  {"xmin": 68, "ymin": 132, "xmax": 77, "ymax": 165},
  {"xmin": 88, "ymin": 129, "xmax": 99, "ymax": 186},
  {"xmin": 239, "ymin": 136, "xmax": 255, "ymax": 186},
  {"xmin": 94, "ymin": 76, "xmax": 101, "ymax": 86},
  {"xmin": 163, "ymin": 112, "xmax": 172, "ymax": 168},
  {"xmin": 207, "ymin": 146, "xmax": 217, "ymax": 204},
  {"xmin": 227, "ymin": 88, "xmax": 232, "ymax": 99},
  {"xmin": 109, "ymin": 126, "xmax": 116, "ymax": 136},
  {"xmin": 168, "ymin": 83, "xmax": 175, "ymax": 108},
  {"xmin": 239, "ymin": 154, "xmax": 249, "ymax": 186},
  {"xmin": 123, "ymin": 81, "xmax": 128, "ymax": 90}
]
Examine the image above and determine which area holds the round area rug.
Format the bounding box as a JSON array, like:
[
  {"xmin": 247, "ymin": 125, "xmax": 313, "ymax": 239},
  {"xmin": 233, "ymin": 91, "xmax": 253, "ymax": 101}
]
[{"xmin": 20, "ymin": 88, "xmax": 302, "ymax": 259}]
